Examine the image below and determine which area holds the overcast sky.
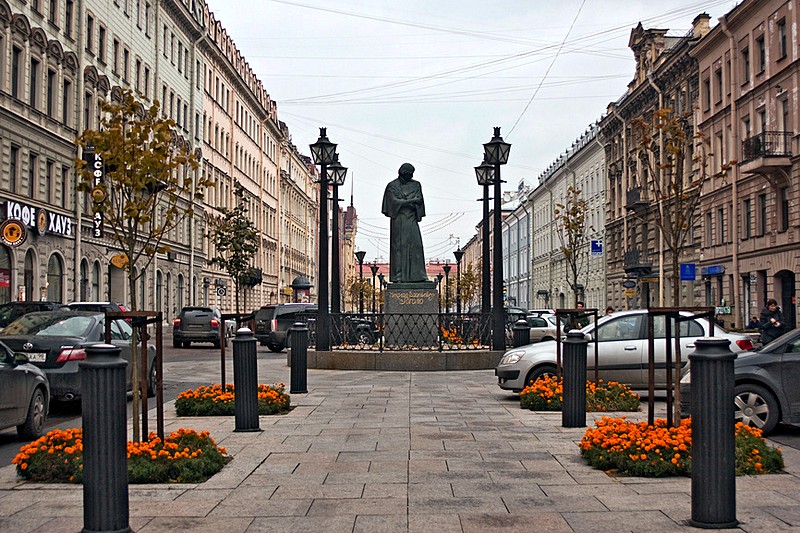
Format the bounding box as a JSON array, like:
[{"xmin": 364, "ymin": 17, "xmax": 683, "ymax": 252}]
[{"xmin": 203, "ymin": 0, "xmax": 738, "ymax": 264}]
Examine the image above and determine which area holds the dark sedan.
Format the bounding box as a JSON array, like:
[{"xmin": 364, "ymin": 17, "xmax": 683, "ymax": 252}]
[
  {"xmin": 0, "ymin": 310, "xmax": 156, "ymax": 402},
  {"xmin": 681, "ymin": 328, "xmax": 800, "ymax": 434},
  {"xmin": 0, "ymin": 342, "xmax": 48, "ymax": 439}
]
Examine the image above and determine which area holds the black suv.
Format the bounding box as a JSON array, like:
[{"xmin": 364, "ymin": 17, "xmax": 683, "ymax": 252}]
[
  {"xmin": 172, "ymin": 306, "xmax": 223, "ymax": 348},
  {"xmin": 0, "ymin": 301, "xmax": 63, "ymax": 330},
  {"xmin": 254, "ymin": 303, "xmax": 317, "ymax": 352}
]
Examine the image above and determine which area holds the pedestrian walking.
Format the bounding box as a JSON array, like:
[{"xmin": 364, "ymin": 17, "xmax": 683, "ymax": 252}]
[{"xmin": 759, "ymin": 298, "xmax": 788, "ymax": 345}]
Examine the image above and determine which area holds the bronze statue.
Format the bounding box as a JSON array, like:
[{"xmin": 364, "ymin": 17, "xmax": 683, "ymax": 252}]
[{"xmin": 382, "ymin": 163, "xmax": 427, "ymax": 283}]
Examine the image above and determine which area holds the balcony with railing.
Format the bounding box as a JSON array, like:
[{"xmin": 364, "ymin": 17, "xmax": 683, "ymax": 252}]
[
  {"xmin": 623, "ymin": 248, "xmax": 652, "ymax": 276},
  {"xmin": 625, "ymin": 187, "xmax": 649, "ymax": 213},
  {"xmin": 740, "ymin": 131, "xmax": 792, "ymax": 175}
]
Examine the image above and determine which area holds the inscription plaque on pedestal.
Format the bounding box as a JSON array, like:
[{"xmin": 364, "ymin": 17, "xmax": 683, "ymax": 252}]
[{"xmin": 384, "ymin": 282, "xmax": 438, "ymax": 347}]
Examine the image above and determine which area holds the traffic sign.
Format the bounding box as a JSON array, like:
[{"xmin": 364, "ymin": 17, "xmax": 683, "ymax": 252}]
[
  {"xmin": 622, "ymin": 279, "xmax": 636, "ymax": 289},
  {"xmin": 590, "ymin": 240, "xmax": 603, "ymax": 256},
  {"xmin": 216, "ymin": 287, "xmax": 227, "ymax": 296},
  {"xmin": 680, "ymin": 263, "xmax": 696, "ymax": 281},
  {"xmin": 623, "ymin": 288, "xmax": 636, "ymax": 297}
]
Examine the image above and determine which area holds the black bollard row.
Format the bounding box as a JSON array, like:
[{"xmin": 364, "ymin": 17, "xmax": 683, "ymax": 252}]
[
  {"xmin": 512, "ymin": 319, "xmax": 530, "ymax": 348},
  {"xmin": 562, "ymin": 331, "xmax": 588, "ymax": 428},
  {"xmin": 232, "ymin": 327, "xmax": 261, "ymax": 432},
  {"xmin": 688, "ymin": 338, "xmax": 738, "ymax": 529},
  {"xmin": 290, "ymin": 322, "xmax": 309, "ymax": 394},
  {"xmin": 80, "ymin": 344, "xmax": 131, "ymax": 533}
]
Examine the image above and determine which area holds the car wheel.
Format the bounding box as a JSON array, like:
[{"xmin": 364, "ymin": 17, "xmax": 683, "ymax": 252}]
[
  {"xmin": 146, "ymin": 362, "xmax": 157, "ymax": 398},
  {"xmin": 172, "ymin": 338, "xmax": 180, "ymax": 348},
  {"xmin": 17, "ymin": 387, "xmax": 46, "ymax": 439},
  {"xmin": 183, "ymin": 341, "xmax": 191, "ymax": 348},
  {"xmin": 541, "ymin": 336, "xmax": 554, "ymax": 342},
  {"xmin": 734, "ymin": 384, "xmax": 780, "ymax": 435},
  {"xmin": 357, "ymin": 332, "xmax": 373, "ymax": 345},
  {"xmin": 525, "ymin": 365, "xmax": 558, "ymax": 388}
]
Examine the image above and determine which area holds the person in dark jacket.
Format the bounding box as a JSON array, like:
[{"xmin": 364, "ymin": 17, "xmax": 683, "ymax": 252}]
[
  {"xmin": 747, "ymin": 315, "xmax": 761, "ymax": 330},
  {"xmin": 759, "ymin": 298, "xmax": 787, "ymax": 345}
]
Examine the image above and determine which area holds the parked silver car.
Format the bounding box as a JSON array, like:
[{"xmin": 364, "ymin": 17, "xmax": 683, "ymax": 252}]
[
  {"xmin": 525, "ymin": 314, "xmax": 565, "ymax": 343},
  {"xmin": 681, "ymin": 327, "xmax": 800, "ymax": 435},
  {"xmin": 496, "ymin": 309, "xmax": 755, "ymax": 392}
]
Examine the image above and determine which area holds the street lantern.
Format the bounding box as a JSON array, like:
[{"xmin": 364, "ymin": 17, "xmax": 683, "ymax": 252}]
[
  {"xmin": 436, "ymin": 273, "xmax": 444, "ymax": 314},
  {"xmin": 483, "ymin": 126, "xmax": 511, "ymax": 351},
  {"xmin": 474, "ymin": 160, "xmax": 493, "ymax": 320},
  {"xmin": 454, "ymin": 248, "xmax": 464, "ymax": 315},
  {"xmin": 377, "ymin": 272, "xmax": 385, "ymax": 313},
  {"xmin": 309, "ymin": 127, "xmax": 338, "ymax": 351},
  {"xmin": 370, "ymin": 263, "xmax": 379, "ymax": 314},
  {"xmin": 355, "ymin": 250, "xmax": 366, "ymax": 314},
  {"xmin": 328, "ymin": 154, "xmax": 347, "ymax": 316},
  {"xmin": 442, "ymin": 263, "xmax": 451, "ymax": 314}
]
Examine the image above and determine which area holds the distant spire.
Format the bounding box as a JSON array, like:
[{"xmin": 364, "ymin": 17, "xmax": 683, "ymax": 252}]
[{"xmin": 350, "ymin": 171, "xmax": 354, "ymax": 207}]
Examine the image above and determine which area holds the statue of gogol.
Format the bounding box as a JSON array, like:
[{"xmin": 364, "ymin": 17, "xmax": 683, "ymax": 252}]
[{"xmin": 381, "ymin": 163, "xmax": 427, "ymax": 283}]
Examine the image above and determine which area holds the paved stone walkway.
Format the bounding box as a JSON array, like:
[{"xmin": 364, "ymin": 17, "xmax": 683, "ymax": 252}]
[{"xmin": 2, "ymin": 352, "xmax": 800, "ymax": 532}]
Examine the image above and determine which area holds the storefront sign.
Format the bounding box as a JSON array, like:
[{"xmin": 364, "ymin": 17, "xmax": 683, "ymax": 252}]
[
  {"xmin": 110, "ymin": 253, "xmax": 128, "ymax": 269},
  {"xmin": 0, "ymin": 219, "xmax": 26, "ymax": 247},
  {"xmin": 4, "ymin": 200, "xmax": 73, "ymax": 237},
  {"xmin": 91, "ymin": 153, "xmax": 105, "ymax": 238}
]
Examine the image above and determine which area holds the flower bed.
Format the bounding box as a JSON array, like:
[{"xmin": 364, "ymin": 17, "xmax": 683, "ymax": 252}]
[
  {"xmin": 175, "ymin": 383, "xmax": 290, "ymax": 417},
  {"xmin": 520, "ymin": 376, "xmax": 640, "ymax": 412},
  {"xmin": 579, "ymin": 417, "xmax": 784, "ymax": 477},
  {"xmin": 12, "ymin": 428, "xmax": 229, "ymax": 483}
]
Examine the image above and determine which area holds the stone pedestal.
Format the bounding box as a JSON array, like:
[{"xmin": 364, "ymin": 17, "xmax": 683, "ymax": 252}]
[{"xmin": 384, "ymin": 282, "xmax": 438, "ymax": 347}]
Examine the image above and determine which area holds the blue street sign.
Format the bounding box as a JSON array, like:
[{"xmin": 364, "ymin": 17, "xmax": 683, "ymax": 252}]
[
  {"xmin": 680, "ymin": 263, "xmax": 696, "ymax": 281},
  {"xmin": 590, "ymin": 240, "xmax": 603, "ymax": 256}
]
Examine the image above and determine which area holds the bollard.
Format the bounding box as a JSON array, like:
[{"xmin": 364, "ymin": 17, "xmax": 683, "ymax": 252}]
[
  {"xmin": 80, "ymin": 344, "xmax": 131, "ymax": 533},
  {"xmin": 233, "ymin": 327, "xmax": 261, "ymax": 432},
  {"xmin": 513, "ymin": 319, "xmax": 530, "ymax": 347},
  {"xmin": 290, "ymin": 322, "xmax": 309, "ymax": 394},
  {"xmin": 688, "ymin": 338, "xmax": 738, "ymax": 529},
  {"xmin": 562, "ymin": 331, "xmax": 588, "ymax": 428}
]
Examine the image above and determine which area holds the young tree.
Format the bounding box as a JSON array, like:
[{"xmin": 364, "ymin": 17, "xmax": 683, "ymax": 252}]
[
  {"xmin": 632, "ymin": 108, "xmax": 712, "ymax": 306},
  {"xmin": 208, "ymin": 181, "xmax": 258, "ymax": 314},
  {"xmin": 459, "ymin": 260, "xmax": 481, "ymax": 310},
  {"xmin": 554, "ymin": 185, "xmax": 590, "ymax": 304},
  {"xmin": 75, "ymin": 88, "xmax": 210, "ymax": 441}
]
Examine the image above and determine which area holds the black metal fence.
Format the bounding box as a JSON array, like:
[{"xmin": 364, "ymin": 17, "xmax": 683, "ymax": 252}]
[{"xmin": 298, "ymin": 312, "xmax": 521, "ymax": 351}]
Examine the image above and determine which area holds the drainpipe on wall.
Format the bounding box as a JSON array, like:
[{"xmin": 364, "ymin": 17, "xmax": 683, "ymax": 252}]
[
  {"xmin": 720, "ymin": 17, "xmax": 742, "ymax": 329},
  {"xmin": 610, "ymin": 107, "xmax": 628, "ymax": 307},
  {"xmin": 647, "ymin": 73, "xmax": 665, "ymax": 306}
]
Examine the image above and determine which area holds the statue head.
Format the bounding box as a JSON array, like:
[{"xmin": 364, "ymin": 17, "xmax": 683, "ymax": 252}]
[{"xmin": 398, "ymin": 163, "xmax": 415, "ymax": 182}]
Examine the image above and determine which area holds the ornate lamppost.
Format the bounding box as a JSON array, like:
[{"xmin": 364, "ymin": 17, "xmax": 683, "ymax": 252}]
[
  {"xmin": 370, "ymin": 262, "xmax": 379, "ymax": 314},
  {"xmin": 474, "ymin": 160, "xmax": 493, "ymax": 319},
  {"xmin": 377, "ymin": 272, "xmax": 385, "ymax": 313},
  {"xmin": 454, "ymin": 248, "xmax": 464, "ymax": 315},
  {"xmin": 483, "ymin": 127, "xmax": 511, "ymax": 351},
  {"xmin": 329, "ymin": 154, "xmax": 347, "ymax": 315},
  {"xmin": 442, "ymin": 263, "xmax": 451, "ymax": 314},
  {"xmin": 309, "ymin": 127, "xmax": 337, "ymax": 351},
  {"xmin": 436, "ymin": 273, "xmax": 443, "ymax": 314},
  {"xmin": 355, "ymin": 250, "xmax": 366, "ymax": 314}
]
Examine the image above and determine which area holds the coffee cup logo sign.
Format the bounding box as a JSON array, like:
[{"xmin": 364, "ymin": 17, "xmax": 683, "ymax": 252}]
[
  {"xmin": 4, "ymin": 200, "xmax": 73, "ymax": 238},
  {"xmin": 0, "ymin": 219, "xmax": 26, "ymax": 247}
]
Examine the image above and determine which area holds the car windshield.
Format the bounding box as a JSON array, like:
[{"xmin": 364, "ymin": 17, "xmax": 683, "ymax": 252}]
[{"xmin": 1, "ymin": 313, "xmax": 95, "ymax": 337}]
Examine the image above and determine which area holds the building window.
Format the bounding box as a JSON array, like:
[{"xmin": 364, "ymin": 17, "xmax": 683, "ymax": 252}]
[
  {"xmin": 48, "ymin": 0, "xmax": 57, "ymax": 25},
  {"xmin": 65, "ymin": 0, "xmax": 73, "ymax": 37},
  {"xmin": 11, "ymin": 46, "xmax": 21, "ymax": 98},
  {"xmin": 742, "ymin": 47, "xmax": 750, "ymax": 83},
  {"xmin": 714, "ymin": 69, "xmax": 723, "ymax": 104},
  {"xmin": 98, "ymin": 26, "xmax": 106, "ymax": 63},
  {"xmin": 84, "ymin": 91, "xmax": 92, "ymax": 129},
  {"xmin": 86, "ymin": 13, "xmax": 94, "ymax": 53},
  {"xmin": 743, "ymin": 198, "xmax": 752, "ymax": 239},
  {"xmin": 780, "ymin": 98, "xmax": 790, "ymax": 132},
  {"xmin": 705, "ymin": 212, "xmax": 713, "ymax": 246},
  {"xmin": 46, "ymin": 69, "xmax": 55, "ymax": 116},
  {"xmin": 112, "ymin": 38, "xmax": 119, "ymax": 74},
  {"xmin": 62, "ymin": 79, "xmax": 72, "ymax": 124},
  {"xmin": 756, "ymin": 35, "xmax": 766, "ymax": 72},
  {"xmin": 46, "ymin": 159, "xmax": 54, "ymax": 203},
  {"xmin": 778, "ymin": 19, "xmax": 787, "ymax": 59},
  {"xmin": 144, "ymin": 3, "xmax": 151, "ymax": 36},
  {"xmin": 9, "ymin": 145, "xmax": 19, "ymax": 192},
  {"xmin": 135, "ymin": 58, "xmax": 141, "ymax": 91},
  {"xmin": 28, "ymin": 153, "xmax": 37, "ymax": 199},
  {"xmin": 177, "ymin": 42, "xmax": 182, "ymax": 72},
  {"xmin": 703, "ymin": 78, "xmax": 710, "ymax": 111},
  {"xmin": 123, "ymin": 48, "xmax": 129, "ymax": 82},
  {"xmin": 143, "ymin": 66, "xmax": 150, "ymax": 98},
  {"xmin": 779, "ymin": 187, "xmax": 789, "ymax": 231},
  {"xmin": 60, "ymin": 166, "xmax": 69, "ymax": 208},
  {"xmin": 47, "ymin": 254, "xmax": 63, "ymax": 302},
  {"xmin": 757, "ymin": 193, "xmax": 767, "ymax": 235},
  {"xmin": 29, "ymin": 58, "xmax": 40, "ymax": 109},
  {"xmin": 717, "ymin": 207, "xmax": 725, "ymax": 243}
]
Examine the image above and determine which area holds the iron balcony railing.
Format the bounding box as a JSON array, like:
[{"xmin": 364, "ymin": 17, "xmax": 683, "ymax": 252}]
[
  {"xmin": 741, "ymin": 131, "xmax": 792, "ymax": 161},
  {"xmin": 623, "ymin": 248, "xmax": 652, "ymax": 272},
  {"xmin": 294, "ymin": 312, "xmax": 524, "ymax": 351}
]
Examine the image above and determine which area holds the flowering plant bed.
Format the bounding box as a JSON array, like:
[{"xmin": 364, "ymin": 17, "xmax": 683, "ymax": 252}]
[
  {"xmin": 579, "ymin": 417, "xmax": 784, "ymax": 477},
  {"xmin": 12, "ymin": 428, "xmax": 229, "ymax": 483},
  {"xmin": 520, "ymin": 376, "xmax": 640, "ymax": 412},
  {"xmin": 175, "ymin": 383, "xmax": 290, "ymax": 417}
]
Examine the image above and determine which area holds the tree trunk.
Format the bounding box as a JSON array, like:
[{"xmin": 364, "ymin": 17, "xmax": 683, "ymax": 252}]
[{"xmin": 128, "ymin": 264, "xmax": 140, "ymax": 442}]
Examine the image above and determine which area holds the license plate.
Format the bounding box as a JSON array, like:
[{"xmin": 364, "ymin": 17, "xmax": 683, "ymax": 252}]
[{"xmin": 19, "ymin": 352, "xmax": 47, "ymax": 363}]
